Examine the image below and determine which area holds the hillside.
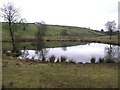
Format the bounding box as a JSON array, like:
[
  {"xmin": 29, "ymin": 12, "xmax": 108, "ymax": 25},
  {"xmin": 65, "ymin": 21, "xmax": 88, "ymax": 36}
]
[
  {"xmin": 45, "ymin": 24, "xmax": 104, "ymax": 36},
  {"xmin": 1, "ymin": 22, "xmax": 105, "ymax": 41}
]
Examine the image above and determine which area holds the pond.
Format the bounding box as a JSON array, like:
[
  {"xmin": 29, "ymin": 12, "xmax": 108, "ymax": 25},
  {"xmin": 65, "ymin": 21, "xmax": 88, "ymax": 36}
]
[
  {"xmin": 2, "ymin": 41, "xmax": 119, "ymax": 63},
  {"xmin": 17, "ymin": 43, "xmax": 118, "ymax": 63}
]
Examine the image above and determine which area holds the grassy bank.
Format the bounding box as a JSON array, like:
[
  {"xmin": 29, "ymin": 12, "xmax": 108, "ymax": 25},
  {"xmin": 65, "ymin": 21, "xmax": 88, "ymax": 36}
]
[
  {"xmin": 2, "ymin": 22, "xmax": 119, "ymax": 45},
  {"xmin": 2, "ymin": 56, "xmax": 118, "ymax": 88}
]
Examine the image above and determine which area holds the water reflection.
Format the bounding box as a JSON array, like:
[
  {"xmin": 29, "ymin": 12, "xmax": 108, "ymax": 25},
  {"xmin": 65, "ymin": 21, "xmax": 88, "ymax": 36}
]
[
  {"xmin": 20, "ymin": 43, "xmax": 50, "ymax": 61},
  {"xmin": 19, "ymin": 43, "xmax": 119, "ymax": 63},
  {"xmin": 35, "ymin": 41, "xmax": 49, "ymax": 61},
  {"xmin": 104, "ymin": 44, "xmax": 119, "ymax": 63},
  {"xmin": 61, "ymin": 42, "xmax": 67, "ymax": 51}
]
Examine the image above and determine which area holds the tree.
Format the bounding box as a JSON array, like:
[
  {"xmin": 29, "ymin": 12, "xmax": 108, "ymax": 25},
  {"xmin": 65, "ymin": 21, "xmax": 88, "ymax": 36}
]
[
  {"xmin": 105, "ymin": 21, "xmax": 116, "ymax": 39},
  {"xmin": 35, "ymin": 21, "xmax": 48, "ymax": 61},
  {"xmin": 101, "ymin": 29, "xmax": 104, "ymax": 32},
  {"xmin": 35, "ymin": 21, "xmax": 47, "ymax": 41},
  {"xmin": 19, "ymin": 18, "xmax": 28, "ymax": 30},
  {"xmin": 0, "ymin": 2, "xmax": 20, "ymax": 52}
]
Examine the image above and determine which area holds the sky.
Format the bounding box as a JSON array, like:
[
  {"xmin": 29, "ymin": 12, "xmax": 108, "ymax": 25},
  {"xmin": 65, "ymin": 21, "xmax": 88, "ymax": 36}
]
[{"xmin": 0, "ymin": 0, "xmax": 119, "ymax": 30}]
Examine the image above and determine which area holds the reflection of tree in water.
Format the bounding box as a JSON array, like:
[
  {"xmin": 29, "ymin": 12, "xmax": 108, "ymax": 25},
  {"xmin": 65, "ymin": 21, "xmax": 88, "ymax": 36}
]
[
  {"xmin": 104, "ymin": 44, "xmax": 119, "ymax": 63},
  {"xmin": 62, "ymin": 47, "xmax": 67, "ymax": 51},
  {"xmin": 61, "ymin": 42, "xmax": 67, "ymax": 51},
  {"xmin": 61, "ymin": 46, "xmax": 67, "ymax": 51},
  {"xmin": 35, "ymin": 41, "xmax": 49, "ymax": 61}
]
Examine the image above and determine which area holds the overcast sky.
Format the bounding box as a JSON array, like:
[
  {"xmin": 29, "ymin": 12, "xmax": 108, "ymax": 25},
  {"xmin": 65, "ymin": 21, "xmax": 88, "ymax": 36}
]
[{"xmin": 0, "ymin": 0, "xmax": 119, "ymax": 30}]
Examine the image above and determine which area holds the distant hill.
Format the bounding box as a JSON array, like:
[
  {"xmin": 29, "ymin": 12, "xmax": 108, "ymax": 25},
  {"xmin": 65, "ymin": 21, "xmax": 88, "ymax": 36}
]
[
  {"xmin": 1, "ymin": 22, "xmax": 105, "ymax": 41},
  {"xmin": 45, "ymin": 24, "xmax": 105, "ymax": 36}
]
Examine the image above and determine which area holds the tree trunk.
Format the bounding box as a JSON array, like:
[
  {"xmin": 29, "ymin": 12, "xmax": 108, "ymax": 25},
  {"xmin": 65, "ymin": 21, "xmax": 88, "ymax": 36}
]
[
  {"xmin": 110, "ymin": 35, "xmax": 111, "ymax": 39},
  {"xmin": 9, "ymin": 21, "xmax": 16, "ymax": 52},
  {"xmin": 109, "ymin": 30, "xmax": 112, "ymax": 39}
]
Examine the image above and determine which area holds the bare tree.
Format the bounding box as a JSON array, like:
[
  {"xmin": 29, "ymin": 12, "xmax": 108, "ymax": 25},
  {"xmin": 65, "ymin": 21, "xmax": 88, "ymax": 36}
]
[
  {"xmin": 105, "ymin": 21, "xmax": 116, "ymax": 39},
  {"xmin": 0, "ymin": 2, "xmax": 20, "ymax": 52},
  {"xmin": 35, "ymin": 21, "xmax": 47, "ymax": 41},
  {"xmin": 19, "ymin": 18, "xmax": 28, "ymax": 30},
  {"xmin": 35, "ymin": 21, "xmax": 48, "ymax": 62}
]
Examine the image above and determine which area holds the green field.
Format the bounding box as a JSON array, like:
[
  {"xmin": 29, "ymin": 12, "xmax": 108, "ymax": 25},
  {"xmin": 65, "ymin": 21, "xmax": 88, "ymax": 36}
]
[
  {"xmin": 1, "ymin": 22, "xmax": 119, "ymax": 45},
  {"xmin": 1, "ymin": 22, "xmax": 105, "ymax": 41},
  {"xmin": 2, "ymin": 56, "xmax": 118, "ymax": 88}
]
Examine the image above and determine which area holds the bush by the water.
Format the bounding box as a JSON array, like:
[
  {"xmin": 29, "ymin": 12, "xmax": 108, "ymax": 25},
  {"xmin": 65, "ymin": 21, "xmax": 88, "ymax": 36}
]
[
  {"xmin": 49, "ymin": 55, "xmax": 56, "ymax": 63},
  {"xmin": 98, "ymin": 58, "xmax": 104, "ymax": 63},
  {"xmin": 41, "ymin": 57, "xmax": 46, "ymax": 63},
  {"xmin": 56, "ymin": 58, "xmax": 60, "ymax": 63},
  {"xmin": 61, "ymin": 56, "xmax": 67, "ymax": 63},
  {"xmin": 90, "ymin": 57, "xmax": 96, "ymax": 63},
  {"xmin": 105, "ymin": 58, "xmax": 116, "ymax": 63},
  {"xmin": 69, "ymin": 60, "xmax": 76, "ymax": 64},
  {"xmin": 78, "ymin": 62, "xmax": 83, "ymax": 64},
  {"xmin": 5, "ymin": 50, "xmax": 21, "ymax": 57}
]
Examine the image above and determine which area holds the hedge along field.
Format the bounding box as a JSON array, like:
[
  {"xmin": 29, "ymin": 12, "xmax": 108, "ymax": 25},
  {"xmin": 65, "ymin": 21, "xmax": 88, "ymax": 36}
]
[{"xmin": 2, "ymin": 56, "xmax": 118, "ymax": 88}]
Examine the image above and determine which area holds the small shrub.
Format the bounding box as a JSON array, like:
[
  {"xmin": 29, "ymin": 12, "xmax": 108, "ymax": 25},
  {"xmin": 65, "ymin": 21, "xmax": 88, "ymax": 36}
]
[
  {"xmin": 42, "ymin": 57, "xmax": 46, "ymax": 63},
  {"xmin": 61, "ymin": 56, "xmax": 67, "ymax": 63},
  {"xmin": 98, "ymin": 58, "xmax": 104, "ymax": 63},
  {"xmin": 11, "ymin": 50, "xmax": 22, "ymax": 57},
  {"xmin": 105, "ymin": 58, "xmax": 115, "ymax": 63},
  {"xmin": 69, "ymin": 60, "xmax": 76, "ymax": 64},
  {"xmin": 90, "ymin": 57, "xmax": 96, "ymax": 63},
  {"xmin": 85, "ymin": 62, "xmax": 90, "ymax": 64},
  {"xmin": 49, "ymin": 55, "xmax": 55, "ymax": 63},
  {"xmin": 78, "ymin": 62, "xmax": 83, "ymax": 64},
  {"xmin": 56, "ymin": 58, "xmax": 60, "ymax": 63}
]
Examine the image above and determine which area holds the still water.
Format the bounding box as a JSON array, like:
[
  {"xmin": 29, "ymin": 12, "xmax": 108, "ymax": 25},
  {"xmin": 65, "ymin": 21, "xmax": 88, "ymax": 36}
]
[{"xmin": 19, "ymin": 42, "xmax": 119, "ymax": 63}]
